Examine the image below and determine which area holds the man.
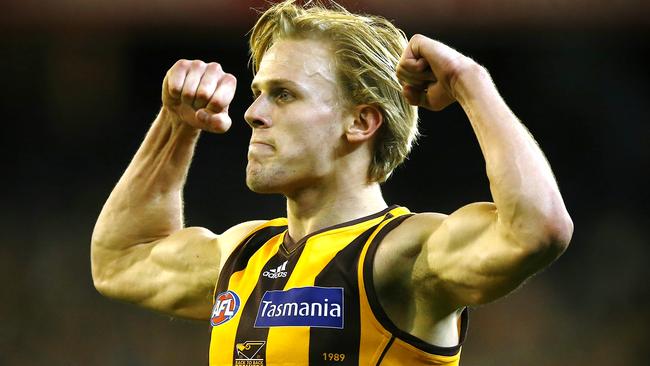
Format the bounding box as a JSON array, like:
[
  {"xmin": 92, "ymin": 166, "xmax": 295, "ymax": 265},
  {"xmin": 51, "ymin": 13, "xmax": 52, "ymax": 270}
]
[{"xmin": 91, "ymin": 1, "xmax": 573, "ymax": 365}]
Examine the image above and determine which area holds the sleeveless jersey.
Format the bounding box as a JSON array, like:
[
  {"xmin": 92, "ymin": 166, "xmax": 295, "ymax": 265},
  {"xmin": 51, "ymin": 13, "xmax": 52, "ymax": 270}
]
[{"xmin": 209, "ymin": 205, "xmax": 468, "ymax": 365}]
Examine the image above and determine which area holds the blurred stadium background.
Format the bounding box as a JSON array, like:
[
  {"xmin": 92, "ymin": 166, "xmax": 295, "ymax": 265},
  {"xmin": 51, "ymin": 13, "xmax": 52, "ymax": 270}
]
[{"xmin": 0, "ymin": 0, "xmax": 648, "ymax": 364}]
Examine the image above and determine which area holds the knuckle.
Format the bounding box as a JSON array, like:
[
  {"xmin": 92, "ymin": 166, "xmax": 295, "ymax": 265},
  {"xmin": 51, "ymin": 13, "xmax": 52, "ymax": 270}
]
[
  {"xmin": 175, "ymin": 59, "xmax": 190, "ymax": 68},
  {"xmin": 208, "ymin": 62, "xmax": 223, "ymax": 71},
  {"xmin": 181, "ymin": 88, "xmax": 194, "ymax": 99},
  {"xmin": 169, "ymin": 84, "xmax": 182, "ymax": 94},
  {"xmin": 168, "ymin": 59, "xmax": 187, "ymax": 76},
  {"xmin": 195, "ymin": 89, "xmax": 210, "ymax": 102},
  {"xmin": 209, "ymin": 96, "xmax": 229, "ymax": 111},
  {"xmin": 208, "ymin": 98, "xmax": 224, "ymax": 109},
  {"xmin": 223, "ymin": 73, "xmax": 237, "ymax": 84},
  {"xmin": 191, "ymin": 59, "xmax": 206, "ymax": 68}
]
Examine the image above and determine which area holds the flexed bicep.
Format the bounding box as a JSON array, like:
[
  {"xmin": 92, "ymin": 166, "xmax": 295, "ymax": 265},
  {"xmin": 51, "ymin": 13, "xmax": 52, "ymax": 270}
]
[
  {"xmin": 417, "ymin": 202, "xmax": 564, "ymax": 308},
  {"xmin": 92, "ymin": 221, "xmax": 265, "ymax": 320}
]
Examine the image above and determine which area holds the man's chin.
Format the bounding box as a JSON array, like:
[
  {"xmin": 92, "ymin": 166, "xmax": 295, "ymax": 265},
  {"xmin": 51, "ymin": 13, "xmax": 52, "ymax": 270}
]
[{"xmin": 246, "ymin": 176, "xmax": 278, "ymax": 194}]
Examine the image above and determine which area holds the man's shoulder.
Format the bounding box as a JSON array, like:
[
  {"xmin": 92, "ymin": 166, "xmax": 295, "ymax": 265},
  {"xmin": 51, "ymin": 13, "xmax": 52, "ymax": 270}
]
[
  {"xmin": 370, "ymin": 211, "xmax": 448, "ymax": 278},
  {"xmin": 217, "ymin": 219, "xmax": 287, "ymax": 264},
  {"xmin": 220, "ymin": 218, "xmax": 287, "ymax": 241},
  {"xmin": 383, "ymin": 211, "xmax": 448, "ymax": 246}
]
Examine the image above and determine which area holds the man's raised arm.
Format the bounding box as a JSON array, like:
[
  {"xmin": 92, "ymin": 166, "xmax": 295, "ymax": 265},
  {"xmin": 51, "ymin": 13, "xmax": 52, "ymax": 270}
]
[
  {"xmin": 396, "ymin": 35, "xmax": 573, "ymax": 310},
  {"xmin": 91, "ymin": 60, "xmax": 263, "ymax": 319}
]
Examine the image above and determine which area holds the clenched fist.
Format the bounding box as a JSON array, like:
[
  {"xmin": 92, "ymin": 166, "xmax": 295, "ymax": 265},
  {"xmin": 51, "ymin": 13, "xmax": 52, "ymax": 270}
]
[
  {"xmin": 162, "ymin": 59, "xmax": 237, "ymax": 133},
  {"xmin": 397, "ymin": 34, "xmax": 487, "ymax": 112}
]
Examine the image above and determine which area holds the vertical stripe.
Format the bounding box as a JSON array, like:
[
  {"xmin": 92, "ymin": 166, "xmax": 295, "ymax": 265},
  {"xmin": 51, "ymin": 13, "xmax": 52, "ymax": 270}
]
[
  {"xmin": 308, "ymin": 225, "xmax": 379, "ymax": 366},
  {"xmin": 361, "ymin": 213, "xmax": 413, "ymax": 336},
  {"xmin": 232, "ymin": 241, "xmax": 306, "ymax": 365},
  {"xmin": 210, "ymin": 223, "xmax": 287, "ymax": 366},
  {"xmin": 357, "ymin": 213, "xmax": 410, "ymax": 366}
]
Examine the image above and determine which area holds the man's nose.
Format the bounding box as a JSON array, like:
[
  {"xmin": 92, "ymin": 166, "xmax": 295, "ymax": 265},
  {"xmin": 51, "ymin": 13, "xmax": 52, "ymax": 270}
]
[{"xmin": 244, "ymin": 96, "xmax": 271, "ymax": 129}]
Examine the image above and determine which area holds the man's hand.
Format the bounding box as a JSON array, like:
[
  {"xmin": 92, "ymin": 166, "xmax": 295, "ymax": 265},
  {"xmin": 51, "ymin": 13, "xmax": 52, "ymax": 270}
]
[
  {"xmin": 396, "ymin": 34, "xmax": 485, "ymax": 111},
  {"xmin": 162, "ymin": 59, "xmax": 236, "ymax": 133}
]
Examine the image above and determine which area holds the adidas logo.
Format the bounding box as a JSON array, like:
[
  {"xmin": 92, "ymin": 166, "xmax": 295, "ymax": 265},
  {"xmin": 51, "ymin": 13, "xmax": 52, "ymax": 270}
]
[{"xmin": 262, "ymin": 261, "xmax": 288, "ymax": 279}]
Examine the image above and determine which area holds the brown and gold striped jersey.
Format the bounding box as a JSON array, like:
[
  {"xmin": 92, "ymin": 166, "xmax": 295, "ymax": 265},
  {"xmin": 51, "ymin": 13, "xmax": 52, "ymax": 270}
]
[{"xmin": 209, "ymin": 205, "xmax": 467, "ymax": 365}]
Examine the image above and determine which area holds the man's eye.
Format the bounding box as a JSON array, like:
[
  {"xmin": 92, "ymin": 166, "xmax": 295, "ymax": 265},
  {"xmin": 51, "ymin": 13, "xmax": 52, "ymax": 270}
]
[{"xmin": 276, "ymin": 89, "xmax": 293, "ymax": 102}]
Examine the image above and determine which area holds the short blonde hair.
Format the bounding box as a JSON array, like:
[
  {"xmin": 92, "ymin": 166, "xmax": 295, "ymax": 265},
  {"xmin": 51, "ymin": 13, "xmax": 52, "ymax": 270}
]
[{"xmin": 249, "ymin": 0, "xmax": 419, "ymax": 183}]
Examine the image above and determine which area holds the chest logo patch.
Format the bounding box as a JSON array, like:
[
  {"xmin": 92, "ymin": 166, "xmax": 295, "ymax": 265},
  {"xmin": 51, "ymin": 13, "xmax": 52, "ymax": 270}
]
[
  {"xmin": 210, "ymin": 290, "xmax": 240, "ymax": 327},
  {"xmin": 254, "ymin": 286, "xmax": 344, "ymax": 329},
  {"xmin": 235, "ymin": 341, "xmax": 266, "ymax": 365}
]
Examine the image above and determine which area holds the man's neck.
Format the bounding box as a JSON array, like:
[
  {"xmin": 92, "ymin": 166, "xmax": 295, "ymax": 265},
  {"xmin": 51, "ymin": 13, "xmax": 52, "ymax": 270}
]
[{"xmin": 284, "ymin": 181, "xmax": 387, "ymax": 243}]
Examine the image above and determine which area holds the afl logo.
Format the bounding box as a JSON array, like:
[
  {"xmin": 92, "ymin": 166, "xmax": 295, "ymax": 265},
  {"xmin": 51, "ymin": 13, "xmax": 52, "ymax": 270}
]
[{"xmin": 210, "ymin": 290, "xmax": 241, "ymax": 327}]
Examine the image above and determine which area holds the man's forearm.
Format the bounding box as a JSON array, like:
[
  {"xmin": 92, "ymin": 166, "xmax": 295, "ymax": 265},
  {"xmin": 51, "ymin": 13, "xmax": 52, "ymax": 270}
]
[
  {"xmin": 92, "ymin": 108, "xmax": 201, "ymax": 250},
  {"xmin": 454, "ymin": 67, "xmax": 573, "ymax": 246}
]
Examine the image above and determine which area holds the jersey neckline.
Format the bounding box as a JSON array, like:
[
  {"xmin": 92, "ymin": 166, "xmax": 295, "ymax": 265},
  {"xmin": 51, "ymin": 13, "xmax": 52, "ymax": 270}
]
[{"xmin": 281, "ymin": 204, "xmax": 400, "ymax": 255}]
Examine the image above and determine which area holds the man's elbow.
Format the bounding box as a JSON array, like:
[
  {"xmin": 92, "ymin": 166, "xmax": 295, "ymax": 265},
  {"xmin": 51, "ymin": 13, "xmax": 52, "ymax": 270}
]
[
  {"xmin": 90, "ymin": 240, "xmax": 117, "ymax": 299},
  {"xmin": 529, "ymin": 209, "xmax": 573, "ymax": 263},
  {"xmin": 90, "ymin": 258, "xmax": 112, "ymax": 298},
  {"xmin": 509, "ymin": 206, "xmax": 574, "ymax": 263},
  {"xmin": 91, "ymin": 266, "xmax": 132, "ymax": 303},
  {"xmin": 545, "ymin": 207, "xmax": 574, "ymax": 252},
  {"xmin": 92, "ymin": 274, "xmax": 112, "ymax": 298}
]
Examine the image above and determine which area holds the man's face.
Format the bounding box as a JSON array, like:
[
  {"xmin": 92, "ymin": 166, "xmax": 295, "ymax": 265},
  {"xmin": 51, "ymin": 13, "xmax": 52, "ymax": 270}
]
[{"xmin": 244, "ymin": 38, "xmax": 352, "ymax": 195}]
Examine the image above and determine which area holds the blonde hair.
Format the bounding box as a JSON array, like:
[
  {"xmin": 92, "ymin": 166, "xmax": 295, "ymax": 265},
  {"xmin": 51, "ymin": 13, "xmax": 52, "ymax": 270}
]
[{"xmin": 249, "ymin": 0, "xmax": 419, "ymax": 182}]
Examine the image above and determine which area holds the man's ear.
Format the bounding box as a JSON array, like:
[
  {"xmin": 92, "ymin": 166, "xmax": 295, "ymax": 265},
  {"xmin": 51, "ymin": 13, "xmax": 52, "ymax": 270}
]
[{"xmin": 345, "ymin": 105, "xmax": 383, "ymax": 143}]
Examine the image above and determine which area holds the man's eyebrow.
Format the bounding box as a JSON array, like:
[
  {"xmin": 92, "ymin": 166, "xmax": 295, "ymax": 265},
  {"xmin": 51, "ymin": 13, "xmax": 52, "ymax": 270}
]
[{"xmin": 251, "ymin": 78, "xmax": 301, "ymax": 92}]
